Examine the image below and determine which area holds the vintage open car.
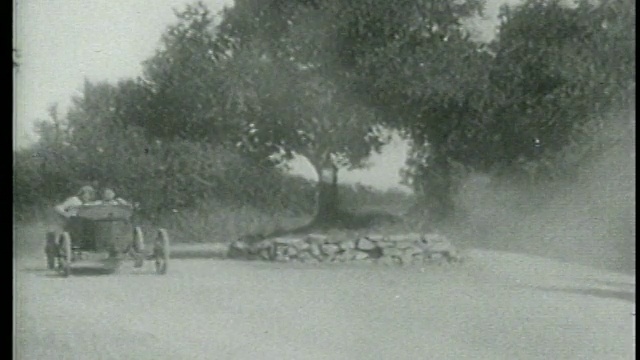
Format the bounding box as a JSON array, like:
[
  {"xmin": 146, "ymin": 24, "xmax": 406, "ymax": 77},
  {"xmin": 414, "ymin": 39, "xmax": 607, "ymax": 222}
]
[{"xmin": 45, "ymin": 204, "xmax": 170, "ymax": 276}]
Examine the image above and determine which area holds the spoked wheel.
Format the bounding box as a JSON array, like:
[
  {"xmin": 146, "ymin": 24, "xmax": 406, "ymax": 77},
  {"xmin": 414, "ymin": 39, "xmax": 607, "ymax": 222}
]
[
  {"xmin": 45, "ymin": 232, "xmax": 57, "ymax": 270},
  {"xmin": 153, "ymin": 229, "xmax": 170, "ymax": 275},
  {"xmin": 133, "ymin": 226, "xmax": 145, "ymax": 268},
  {"xmin": 58, "ymin": 232, "xmax": 72, "ymax": 277}
]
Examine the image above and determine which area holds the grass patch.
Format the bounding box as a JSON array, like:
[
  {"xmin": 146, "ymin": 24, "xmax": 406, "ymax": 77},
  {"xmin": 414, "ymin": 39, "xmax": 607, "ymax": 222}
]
[{"xmin": 137, "ymin": 188, "xmax": 423, "ymax": 244}]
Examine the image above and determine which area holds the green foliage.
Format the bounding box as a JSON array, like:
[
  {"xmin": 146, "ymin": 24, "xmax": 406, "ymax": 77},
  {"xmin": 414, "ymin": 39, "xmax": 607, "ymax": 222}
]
[
  {"xmin": 217, "ymin": 0, "xmax": 390, "ymax": 173},
  {"xmin": 325, "ymin": 0, "xmax": 634, "ymax": 220},
  {"xmin": 330, "ymin": 0, "xmax": 488, "ymax": 220},
  {"xmin": 14, "ymin": 0, "xmax": 635, "ymax": 229},
  {"xmin": 14, "ymin": 148, "xmax": 46, "ymax": 214},
  {"xmin": 138, "ymin": 2, "xmax": 236, "ymax": 142},
  {"xmin": 483, "ymin": 0, "xmax": 635, "ymax": 181}
]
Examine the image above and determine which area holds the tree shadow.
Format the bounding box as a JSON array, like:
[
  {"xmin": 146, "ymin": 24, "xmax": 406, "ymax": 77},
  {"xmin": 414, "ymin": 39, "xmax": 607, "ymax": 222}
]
[
  {"xmin": 575, "ymin": 279, "xmax": 636, "ymax": 289},
  {"xmin": 18, "ymin": 267, "xmax": 51, "ymax": 274},
  {"xmin": 535, "ymin": 286, "xmax": 636, "ymax": 303},
  {"xmin": 20, "ymin": 264, "xmax": 119, "ymax": 277},
  {"xmin": 68, "ymin": 267, "xmax": 119, "ymax": 276},
  {"xmin": 169, "ymin": 249, "xmax": 227, "ymax": 260}
]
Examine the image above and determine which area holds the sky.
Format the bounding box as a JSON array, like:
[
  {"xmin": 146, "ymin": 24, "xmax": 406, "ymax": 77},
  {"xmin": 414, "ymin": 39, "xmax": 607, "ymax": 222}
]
[{"xmin": 13, "ymin": 0, "xmax": 520, "ymax": 191}]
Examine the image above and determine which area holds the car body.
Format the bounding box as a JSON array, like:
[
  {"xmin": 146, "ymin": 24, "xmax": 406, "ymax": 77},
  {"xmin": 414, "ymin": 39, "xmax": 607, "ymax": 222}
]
[{"xmin": 45, "ymin": 203, "xmax": 169, "ymax": 276}]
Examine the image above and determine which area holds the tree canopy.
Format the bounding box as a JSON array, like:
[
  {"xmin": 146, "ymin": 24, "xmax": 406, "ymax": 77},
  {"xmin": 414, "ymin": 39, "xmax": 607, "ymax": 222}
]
[{"xmin": 15, "ymin": 0, "xmax": 635, "ymax": 225}]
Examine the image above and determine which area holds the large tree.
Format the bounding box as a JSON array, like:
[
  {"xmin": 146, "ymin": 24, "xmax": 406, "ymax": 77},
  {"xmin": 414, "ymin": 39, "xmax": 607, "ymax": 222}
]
[
  {"xmin": 224, "ymin": 50, "xmax": 387, "ymax": 222},
  {"xmin": 483, "ymin": 0, "xmax": 636, "ymax": 182},
  {"xmin": 129, "ymin": 0, "xmax": 491, "ymax": 222},
  {"xmin": 137, "ymin": 2, "xmax": 236, "ymax": 142},
  {"xmin": 215, "ymin": 0, "xmax": 500, "ymax": 222},
  {"xmin": 347, "ymin": 0, "xmax": 635, "ymax": 219},
  {"xmin": 217, "ymin": 0, "xmax": 391, "ymax": 223},
  {"xmin": 324, "ymin": 0, "xmax": 488, "ymax": 220}
]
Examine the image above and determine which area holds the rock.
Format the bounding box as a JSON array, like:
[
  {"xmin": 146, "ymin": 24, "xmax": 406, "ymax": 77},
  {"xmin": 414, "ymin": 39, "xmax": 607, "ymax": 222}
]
[
  {"xmin": 395, "ymin": 241, "xmax": 419, "ymax": 250},
  {"xmin": 365, "ymin": 234, "xmax": 386, "ymax": 242},
  {"xmin": 253, "ymin": 239, "xmax": 274, "ymax": 251},
  {"xmin": 376, "ymin": 241, "xmax": 395, "ymax": 248},
  {"xmin": 339, "ymin": 240, "xmax": 356, "ymax": 251},
  {"xmin": 420, "ymin": 234, "xmax": 456, "ymax": 251},
  {"xmin": 377, "ymin": 255, "xmax": 401, "ymax": 266},
  {"xmin": 382, "ymin": 247, "xmax": 403, "ymax": 257},
  {"xmin": 335, "ymin": 251, "xmax": 355, "ymax": 262},
  {"xmin": 306, "ymin": 233, "xmax": 329, "ymax": 244},
  {"xmin": 323, "ymin": 253, "xmax": 338, "ymax": 262},
  {"xmin": 294, "ymin": 241, "xmax": 310, "ymax": 251},
  {"xmin": 336, "ymin": 249, "xmax": 368, "ymax": 262},
  {"xmin": 382, "ymin": 248, "xmax": 412, "ymax": 265},
  {"xmin": 321, "ymin": 244, "xmax": 340, "ymax": 256},
  {"xmin": 271, "ymin": 245, "xmax": 291, "ymax": 262},
  {"xmin": 297, "ymin": 251, "xmax": 314, "ymax": 263},
  {"xmin": 403, "ymin": 246, "xmax": 425, "ymax": 256},
  {"xmin": 238, "ymin": 230, "xmax": 461, "ymax": 266},
  {"xmin": 228, "ymin": 241, "xmax": 249, "ymax": 259},
  {"xmin": 357, "ymin": 238, "xmax": 376, "ymax": 251},
  {"xmin": 310, "ymin": 243, "xmax": 322, "ymax": 258},
  {"xmin": 285, "ymin": 246, "xmax": 298, "ymax": 257},
  {"xmin": 422, "ymin": 233, "xmax": 449, "ymax": 245},
  {"xmin": 400, "ymin": 249, "xmax": 416, "ymax": 265},
  {"xmin": 360, "ymin": 246, "xmax": 383, "ymax": 259},
  {"xmin": 259, "ymin": 249, "xmax": 272, "ymax": 260},
  {"xmin": 254, "ymin": 239, "xmax": 271, "ymax": 248},
  {"xmin": 422, "ymin": 236, "xmax": 458, "ymax": 260},
  {"xmin": 352, "ymin": 250, "xmax": 369, "ymax": 261},
  {"xmin": 274, "ymin": 245, "xmax": 287, "ymax": 257}
]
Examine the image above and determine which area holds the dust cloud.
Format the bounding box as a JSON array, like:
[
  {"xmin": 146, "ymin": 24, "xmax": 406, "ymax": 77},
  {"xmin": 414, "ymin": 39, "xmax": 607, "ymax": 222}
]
[{"xmin": 450, "ymin": 111, "xmax": 635, "ymax": 275}]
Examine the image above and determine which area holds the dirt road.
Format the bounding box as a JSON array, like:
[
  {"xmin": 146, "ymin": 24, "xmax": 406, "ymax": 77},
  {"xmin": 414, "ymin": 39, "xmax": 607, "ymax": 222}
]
[{"xmin": 14, "ymin": 224, "xmax": 635, "ymax": 360}]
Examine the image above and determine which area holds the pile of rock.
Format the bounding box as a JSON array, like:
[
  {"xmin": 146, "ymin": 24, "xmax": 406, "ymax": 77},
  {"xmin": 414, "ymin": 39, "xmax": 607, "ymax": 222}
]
[{"xmin": 227, "ymin": 233, "xmax": 461, "ymax": 265}]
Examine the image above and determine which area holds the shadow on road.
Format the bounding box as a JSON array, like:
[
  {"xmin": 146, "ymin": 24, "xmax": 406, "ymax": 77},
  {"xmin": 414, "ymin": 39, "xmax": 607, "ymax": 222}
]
[
  {"xmin": 19, "ymin": 265, "xmax": 118, "ymax": 277},
  {"xmin": 576, "ymin": 278, "xmax": 637, "ymax": 289},
  {"xmin": 169, "ymin": 249, "xmax": 227, "ymax": 260},
  {"xmin": 536, "ymin": 286, "xmax": 636, "ymax": 303}
]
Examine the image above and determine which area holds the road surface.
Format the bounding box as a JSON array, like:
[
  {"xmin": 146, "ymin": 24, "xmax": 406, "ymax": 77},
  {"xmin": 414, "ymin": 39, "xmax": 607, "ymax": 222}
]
[{"xmin": 14, "ymin": 224, "xmax": 635, "ymax": 360}]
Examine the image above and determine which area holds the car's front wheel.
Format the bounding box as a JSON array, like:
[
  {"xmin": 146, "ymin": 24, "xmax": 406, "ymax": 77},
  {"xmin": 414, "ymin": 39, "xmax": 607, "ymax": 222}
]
[
  {"xmin": 45, "ymin": 232, "xmax": 57, "ymax": 270},
  {"xmin": 58, "ymin": 232, "xmax": 72, "ymax": 277}
]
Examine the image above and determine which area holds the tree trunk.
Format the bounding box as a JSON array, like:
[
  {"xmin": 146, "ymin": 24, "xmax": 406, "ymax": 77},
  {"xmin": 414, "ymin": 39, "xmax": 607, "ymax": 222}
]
[
  {"xmin": 417, "ymin": 152, "xmax": 455, "ymax": 224},
  {"xmin": 312, "ymin": 159, "xmax": 341, "ymax": 225}
]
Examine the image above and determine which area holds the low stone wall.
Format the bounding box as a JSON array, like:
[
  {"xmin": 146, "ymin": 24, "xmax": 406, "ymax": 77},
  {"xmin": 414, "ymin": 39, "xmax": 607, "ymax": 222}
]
[{"xmin": 228, "ymin": 233, "xmax": 462, "ymax": 266}]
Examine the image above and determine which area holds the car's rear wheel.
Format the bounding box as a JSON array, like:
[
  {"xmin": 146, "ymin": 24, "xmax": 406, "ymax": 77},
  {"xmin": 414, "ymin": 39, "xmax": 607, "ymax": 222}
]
[
  {"xmin": 59, "ymin": 232, "xmax": 72, "ymax": 277},
  {"xmin": 154, "ymin": 229, "xmax": 170, "ymax": 275},
  {"xmin": 45, "ymin": 232, "xmax": 57, "ymax": 270},
  {"xmin": 133, "ymin": 226, "xmax": 145, "ymax": 268}
]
